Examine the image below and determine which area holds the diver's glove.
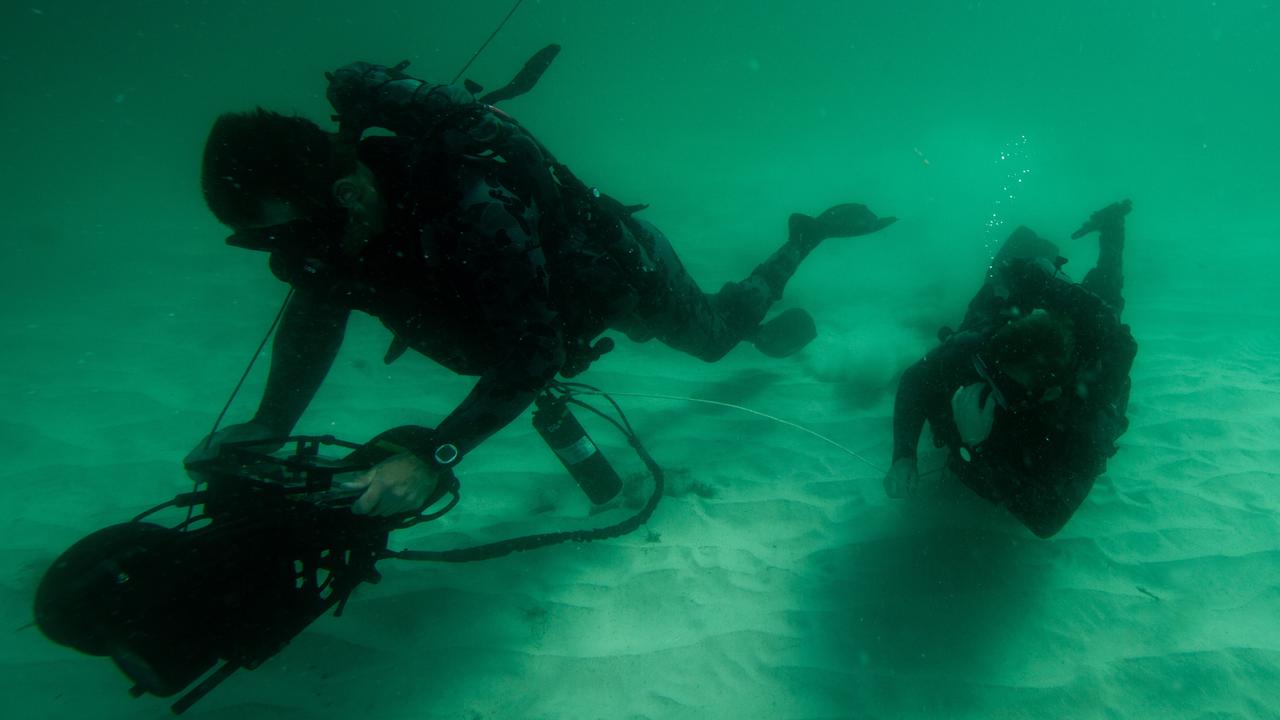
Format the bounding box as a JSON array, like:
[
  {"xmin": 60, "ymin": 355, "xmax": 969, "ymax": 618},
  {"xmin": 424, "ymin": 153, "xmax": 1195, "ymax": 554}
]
[
  {"xmin": 1070, "ymin": 199, "xmax": 1132, "ymax": 239},
  {"xmin": 790, "ymin": 203, "xmax": 898, "ymax": 242},
  {"xmin": 183, "ymin": 421, "xmax": 282, "ymax": 482}
]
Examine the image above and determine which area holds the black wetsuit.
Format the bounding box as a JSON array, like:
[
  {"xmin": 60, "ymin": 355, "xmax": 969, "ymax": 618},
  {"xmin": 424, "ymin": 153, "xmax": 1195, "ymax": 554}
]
[
  {"xmin": 247, "ymin": 63, "xmax": 825, "ymax": 465},
  {"xmin": 891, "ymin": 223, "xmax": 1137, "ymax": 537}
]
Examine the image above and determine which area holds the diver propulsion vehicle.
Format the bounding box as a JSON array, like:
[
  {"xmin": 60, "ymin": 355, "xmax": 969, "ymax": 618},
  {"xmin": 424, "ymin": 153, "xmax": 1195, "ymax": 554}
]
[
  {"xmin": 34, "ymin": 430, "xmax": 449, "ymax": 713},
  {"xmin": 34, "ymin": 388, "xmax": 662, "ymax": 715}
]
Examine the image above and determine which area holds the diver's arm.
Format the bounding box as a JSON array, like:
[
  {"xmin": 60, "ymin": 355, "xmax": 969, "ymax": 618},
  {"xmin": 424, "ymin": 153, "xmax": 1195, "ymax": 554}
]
[
  {"xmin": 893, "ymin": 345, "xmax": 960, "ymax": 462},
  {"xmin": 343, "ymin": 314, "xmax": 563, "ymax": 518},
  {"xmin": 251, "ymin": 290, "xmax": 351, "ymax": 434},
  {"xmin": 892, "ymin": 334, "xmax": 983, "ymax": 462},
  {"xmin": 431, "ymin": 315, "xmax": 565, "ymax": 460},
  {"xmin": 892, "ymin": 358, "xmax": 934, "ymax": 463},
  {"xmin": 886, "ymin": 352, "xmax": 953, "ymax": 498},
  {"xmin": 411, "ymin": 176, "xmax": 565, "ymax": 464}
]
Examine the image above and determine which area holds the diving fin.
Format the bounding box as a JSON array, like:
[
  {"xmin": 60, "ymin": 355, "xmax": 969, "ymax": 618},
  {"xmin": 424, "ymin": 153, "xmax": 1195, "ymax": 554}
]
[
  {"xmin": 479, "ymin": 44, "xmax": 561, "ymax": 105},
  {"xmin": 751, "ymin": 308, "xmax": 817, "ymax": 358},
  {"xmin": 790, "ymin": 205, "xmax": 898, "ymax": 242}
]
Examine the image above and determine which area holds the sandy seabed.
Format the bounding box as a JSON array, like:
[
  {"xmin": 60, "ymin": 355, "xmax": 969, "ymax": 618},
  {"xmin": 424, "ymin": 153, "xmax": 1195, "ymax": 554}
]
[{"xmin": 2, "ymin": 223, "xmax": 1277, "ymax": 720}]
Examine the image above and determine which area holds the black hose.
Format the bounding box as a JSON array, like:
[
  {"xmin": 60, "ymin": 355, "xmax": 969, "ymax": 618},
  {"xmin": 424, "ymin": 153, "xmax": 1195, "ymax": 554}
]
[{"xmin": 385, "ymin": 386, "xmax": 663, "ymax": 563}]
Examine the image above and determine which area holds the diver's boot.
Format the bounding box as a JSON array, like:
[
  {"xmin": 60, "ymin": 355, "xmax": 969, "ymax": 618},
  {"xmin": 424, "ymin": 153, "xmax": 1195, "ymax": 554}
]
[{"xmin": 750, "ymin": 308, "xmax": 818, "ymax": 358}]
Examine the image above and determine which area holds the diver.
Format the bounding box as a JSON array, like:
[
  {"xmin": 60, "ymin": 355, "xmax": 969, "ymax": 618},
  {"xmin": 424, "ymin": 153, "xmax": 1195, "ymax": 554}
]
[
  {"xmin": 190, "ymin": 60, "xmax": 897, "ymax": 517},
  {"xmin": 883, "ymin": 200, "xmax": 1137, "ymax": 538}
]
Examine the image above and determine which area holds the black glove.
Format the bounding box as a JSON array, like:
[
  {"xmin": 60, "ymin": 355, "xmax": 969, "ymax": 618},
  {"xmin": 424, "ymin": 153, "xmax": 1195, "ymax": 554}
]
[{"xmin": 1071, "ymin": 199, "xmax": 1132, "ymax": 239}]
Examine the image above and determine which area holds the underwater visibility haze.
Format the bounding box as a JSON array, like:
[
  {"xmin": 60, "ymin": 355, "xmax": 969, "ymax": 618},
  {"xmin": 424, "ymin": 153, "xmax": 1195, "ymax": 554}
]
[{"xmin": 2, "ymin": 1, "xmax": 1278, "ymax": 718}]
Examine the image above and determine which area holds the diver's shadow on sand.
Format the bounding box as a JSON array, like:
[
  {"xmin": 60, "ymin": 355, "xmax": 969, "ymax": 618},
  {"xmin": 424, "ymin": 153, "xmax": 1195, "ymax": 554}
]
[
  {"xmin": 815, "ymin": 479, "xmax": 1051, "ymax": 695},
  {"xmin": 207, "ymin": 557, "xmax": 568, "ymax": 718}
]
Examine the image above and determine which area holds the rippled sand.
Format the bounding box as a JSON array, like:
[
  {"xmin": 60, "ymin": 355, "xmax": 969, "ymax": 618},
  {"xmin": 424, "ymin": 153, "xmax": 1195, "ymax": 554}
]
[{"xmin": 2, "ymin": 220, "xmax": 1277, "ymax": 720}]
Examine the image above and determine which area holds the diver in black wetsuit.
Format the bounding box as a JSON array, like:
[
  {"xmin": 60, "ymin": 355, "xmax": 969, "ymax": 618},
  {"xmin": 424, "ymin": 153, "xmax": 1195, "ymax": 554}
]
[
  {"xmin": 189, "ymin": 60, "xmax": 897, "ymax": 517},
  {"xmin": 884, "ymin": 200, "xmax": 1137, "ymax": 538}
]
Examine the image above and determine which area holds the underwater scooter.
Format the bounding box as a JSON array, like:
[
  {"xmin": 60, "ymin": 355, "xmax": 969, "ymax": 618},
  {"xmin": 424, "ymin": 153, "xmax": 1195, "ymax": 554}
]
[{"xmin": 33, "ymin": 383, "xmax": 662, "ymax": 715}]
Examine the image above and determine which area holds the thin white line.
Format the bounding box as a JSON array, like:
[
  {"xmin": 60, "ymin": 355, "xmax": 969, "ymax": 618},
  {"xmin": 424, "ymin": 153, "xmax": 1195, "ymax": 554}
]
[{"xmin": 571, "ymin": 390, "xmax": 888, "ymax": 476}]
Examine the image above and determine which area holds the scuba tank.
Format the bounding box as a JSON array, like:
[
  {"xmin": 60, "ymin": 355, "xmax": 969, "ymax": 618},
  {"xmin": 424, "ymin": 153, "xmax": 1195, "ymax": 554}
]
[{"xmin": 532, "ymin": 392, "xmax": 623, "ymax": 504}]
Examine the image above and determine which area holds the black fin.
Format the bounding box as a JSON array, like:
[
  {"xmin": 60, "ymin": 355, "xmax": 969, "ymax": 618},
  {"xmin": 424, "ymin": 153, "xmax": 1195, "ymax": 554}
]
[{"xmin": 479, "ymin": 44, "xmax": 561, "ymax": 105}]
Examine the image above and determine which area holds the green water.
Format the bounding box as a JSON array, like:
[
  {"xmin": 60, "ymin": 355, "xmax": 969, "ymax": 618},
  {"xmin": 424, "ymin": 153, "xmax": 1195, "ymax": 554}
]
[{"xmin": 3, "ymin": 2, "xmax": 1278, "ymax": 719}]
